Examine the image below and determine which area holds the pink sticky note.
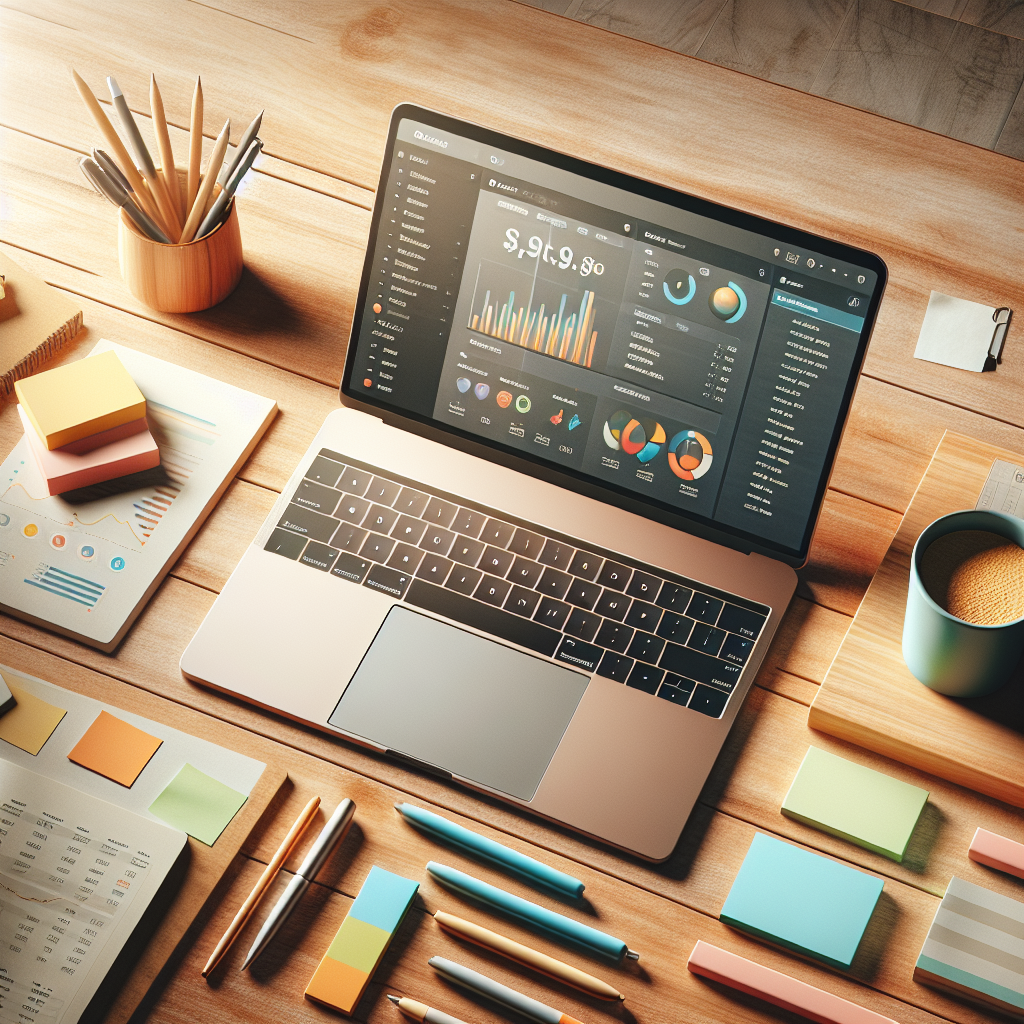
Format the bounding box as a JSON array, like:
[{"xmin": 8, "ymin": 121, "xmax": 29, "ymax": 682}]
[{"xmin": 968, "ymin": 827, "xmax": 1024, "ymax": 879}]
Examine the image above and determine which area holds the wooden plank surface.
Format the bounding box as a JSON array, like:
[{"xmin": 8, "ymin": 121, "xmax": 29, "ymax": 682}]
[{"xmin": 1, "ymin": 3, "xmax": 1022, "ymax": 1024}]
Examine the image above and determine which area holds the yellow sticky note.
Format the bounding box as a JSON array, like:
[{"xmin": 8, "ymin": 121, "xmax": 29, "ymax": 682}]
[
  {"xmin": 68, "ymin": 710, "xmax": 163, "ymax": 787},
  {"xmin": 0, "ymin": 677, "xmax": 66, "ymax": 755}
]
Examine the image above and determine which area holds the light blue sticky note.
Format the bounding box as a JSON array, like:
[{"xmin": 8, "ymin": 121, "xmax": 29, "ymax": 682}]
[
  {"xmin": 720, "ymin": 832, "xmax": 883, "ymax": 968},
  {"xmin": 349, "ymin": 865, "xmax": 419, "ymax": 933}
]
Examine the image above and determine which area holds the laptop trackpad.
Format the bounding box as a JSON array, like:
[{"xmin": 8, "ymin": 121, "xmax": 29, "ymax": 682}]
[{"xmin": 328, "ymin": 606, "xmax": 589, "ymax": 801}]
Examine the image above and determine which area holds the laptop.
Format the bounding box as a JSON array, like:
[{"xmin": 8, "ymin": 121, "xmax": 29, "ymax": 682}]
[{"xmin": 181, "ymin": 104, "xmax": 886, "ymax": 862}]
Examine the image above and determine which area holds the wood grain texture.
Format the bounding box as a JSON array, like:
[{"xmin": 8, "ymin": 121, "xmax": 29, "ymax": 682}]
[
  {"xmin": 961, "ymin": 0, "xmax": 1024, "ymax": 39},
  {"xmin": 573, "ymin": 0, "xmax": 728, "ymax": 55},
  {"xmin": 995, "ymin": 76, "xmax": 1024, "ymax": 154}
]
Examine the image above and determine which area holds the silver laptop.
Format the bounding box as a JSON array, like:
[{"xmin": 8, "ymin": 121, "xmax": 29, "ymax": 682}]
[{"xmin": 181, "ymin": 105, "xmax": 886, "ymax": 861}]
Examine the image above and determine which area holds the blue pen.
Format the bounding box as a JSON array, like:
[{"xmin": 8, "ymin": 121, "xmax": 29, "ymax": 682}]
[
  {"xmin": 426, "ymin": 861, "xmax": 638, "ymax": 963},
  {"xmin": 396, "ymin": 804, "xmax": 585, "ymax": 899}
]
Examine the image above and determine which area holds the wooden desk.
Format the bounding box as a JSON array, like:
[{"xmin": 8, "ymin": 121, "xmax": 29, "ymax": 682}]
[{"xmin": 1, "ymin": 3, "xmax": 1022, "ymax": 1022}]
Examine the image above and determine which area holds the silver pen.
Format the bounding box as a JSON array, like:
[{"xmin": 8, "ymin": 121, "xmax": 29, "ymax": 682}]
[
  {"xmin": 106, "ymin": 76, "xmax": 157, "ymax": 178},
  {"xmin": 218, "ymin": 109, "xmax": 263, "ymax": 188},
  {"xmin": 92, "ymin": 148, "xmax": 133, "ymax": 193},
  {"xmin": 240, "ymin": 797, "xmax": 355, "ymax": 970},
  {"xmin": 196, "ymin": 138, "xmax": 262, "ymax": 240},
  {"xmin": 79, "ymin": 157, "xmax": 172, "ymax": 243}
]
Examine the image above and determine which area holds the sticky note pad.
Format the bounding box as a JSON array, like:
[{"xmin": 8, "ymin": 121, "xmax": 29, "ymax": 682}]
[
  {"xmin": 968, "ymin": 827, "xmax": 1024, "ymax": 880},
  {"xmin": 721, "ymin": 833, "xmax": 884, "ymax": 969},
  {"xmin": 915, "ymin": 876, "xmax": 1024, "ymax": 1017},
  {"xmin": 67, "ymin": 710, "xmax": 162, "ymax": 787},
  {"xmin": 148, "ymin": 764, "xmax": 247, "ymax": 845},
  {"xmin": 15, "ymin": 349, "xmax": 146, "ymax": 450},
  {"xmin": 0, "ymin": 678, "xmax": 66, "ymax": 755},
  {"xmin": 305, "ymin": 866, "xmax": 419, "ymax": 1015},
  {"xmin": 782, "ymin": 747, "xmax": 929, "ymax": 862}
]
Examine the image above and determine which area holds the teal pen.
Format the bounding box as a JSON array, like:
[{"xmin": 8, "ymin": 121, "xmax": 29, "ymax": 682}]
[
  {"xmin": 397, "ymin": 804, "xmax": 585, "ymax": 899},
  {"xmin": 426, "ymin": 861, "xmax": 638, "ymax": 963}
]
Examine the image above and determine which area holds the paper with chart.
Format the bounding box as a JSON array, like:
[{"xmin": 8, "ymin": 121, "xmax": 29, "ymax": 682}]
[
  {"xmin": 0, "ymin": 759, "xmax": 187, "ymax": 1024},
  {"xmin": 0, "ymin": 341, "xmax": 276, "ymax": 649}
]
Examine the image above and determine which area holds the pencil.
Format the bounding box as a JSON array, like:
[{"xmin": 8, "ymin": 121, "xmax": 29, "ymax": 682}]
[
  {"xmin": 433, "ymin": 912, "xmax": 625, "ymax": 1002},
  {"xmin": 187, "ymin": 75, "xmax": 203, "ymax": 211},
  {"xmin": 149, "ymin": 74, "xmax": 184, "ymax": 226},
  {"xmin": 179, "ymin": 118, "xmax": 229, "ymax": 243},
  {"xmin": 202, "ymin": 795, "xmax": 321, "ymax": 977}
]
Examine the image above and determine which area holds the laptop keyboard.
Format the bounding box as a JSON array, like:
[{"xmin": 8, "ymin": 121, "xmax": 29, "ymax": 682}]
[{"xmin": 264, "ymin": 449, "xmax": 769, "ymax": 719}]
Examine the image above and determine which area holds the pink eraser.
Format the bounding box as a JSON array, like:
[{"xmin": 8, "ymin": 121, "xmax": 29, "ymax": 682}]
[
  {"xmin": 968, "ymin": 827, "xmax": 1024, "ymax": 879},
  {"xmin": 19, "ymin": 404, "xmax": 160, "ymax": 496},
  {"xmin": 56, "ymin": 416, "xmax": 148, "ymax": 454},
  {"xmin": 687, "ymin": 940, "xmax": 898, "ymax": 1024}
]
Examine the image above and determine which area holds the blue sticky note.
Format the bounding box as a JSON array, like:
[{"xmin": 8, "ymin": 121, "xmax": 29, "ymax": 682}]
[
  {"xmin": 721, "ymin": 833, "xmax": 883, "ymax": 968},
  {"xmin": 349, "ymin": 866, "xmax": 419, "ymax": 933}
]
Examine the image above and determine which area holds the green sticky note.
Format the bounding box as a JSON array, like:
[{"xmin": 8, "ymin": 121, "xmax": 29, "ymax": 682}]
[
  {"xmin": 149, "ymin": 763, "xmax": 247, "ymax": 845},
  {"xmin": 782, "ymin": 747, "xmax": 929, "ymax": 862}
]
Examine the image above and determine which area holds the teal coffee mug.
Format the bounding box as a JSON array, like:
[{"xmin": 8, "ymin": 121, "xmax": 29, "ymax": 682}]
[{"xmin": 903, "ymin": 510, "xmax": 1024, "ymax": 697}]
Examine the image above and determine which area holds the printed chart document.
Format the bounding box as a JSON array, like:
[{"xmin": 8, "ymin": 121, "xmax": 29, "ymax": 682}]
[
  {"xmin": 0, "ymin": 759, "xmax": 187, "ymax": 1023},
  {"xmin": 0, "ymin": 342, "xmax": 277, "ymax": 650}
]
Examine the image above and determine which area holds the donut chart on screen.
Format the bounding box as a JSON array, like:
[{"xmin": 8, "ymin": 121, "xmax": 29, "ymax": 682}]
[
  {"xmin": 604, "ymin": 412, "xmax": 666, "ymax": 463},
  {"xmin": 668, "ymin": 430, "xmax": 713, "ymax": 479}
]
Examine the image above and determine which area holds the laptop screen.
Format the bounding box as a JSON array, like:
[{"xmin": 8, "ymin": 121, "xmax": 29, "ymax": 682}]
[{"xmin": 342, "ymin": 105, "xmax": 886, "ymax": 566}]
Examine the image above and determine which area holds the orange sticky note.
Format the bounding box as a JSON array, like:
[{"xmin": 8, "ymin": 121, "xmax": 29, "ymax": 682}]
[{"xmin": 67, "ymin": 710, "xmax": 163, "ymax": 787}]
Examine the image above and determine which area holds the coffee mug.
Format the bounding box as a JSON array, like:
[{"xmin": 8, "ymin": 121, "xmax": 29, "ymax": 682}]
[{"xmin": 903, "ymin": 509, "xmax": 1024, "ymax": 697}]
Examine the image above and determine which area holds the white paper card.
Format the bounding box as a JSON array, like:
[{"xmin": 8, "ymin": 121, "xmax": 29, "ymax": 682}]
[
  {"xmin": 914, "ymin": 291, "xmax": 997, "ymax": 372},
  {"xmin": 977, "ymin": 459, "xmax": 1024, "ymax": 520}
]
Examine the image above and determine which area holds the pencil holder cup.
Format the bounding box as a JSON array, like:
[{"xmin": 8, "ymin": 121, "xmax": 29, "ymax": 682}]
[{"xmin": 117, "ymin": 175, "xmax": 242, "ymax": 313}]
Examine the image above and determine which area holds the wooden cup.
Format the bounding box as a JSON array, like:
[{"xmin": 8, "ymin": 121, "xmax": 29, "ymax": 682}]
[{"xmin": 117, "ymin": 173, "xmax": 243, "ymax": 313}]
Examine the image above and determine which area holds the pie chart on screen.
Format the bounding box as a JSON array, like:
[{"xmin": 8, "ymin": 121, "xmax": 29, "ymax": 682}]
[
  {"xmin": 621, "ymin": 418, "xmax": 667, "ymax": 463},
  {"xmin": 668, "ymin": 430, "xmax": 713, "ymax": 479}
]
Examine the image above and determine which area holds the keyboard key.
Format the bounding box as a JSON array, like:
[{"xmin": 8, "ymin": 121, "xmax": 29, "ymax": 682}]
[
  {"xmin": 424, "ymin": 496, "xmax": 458, "ymax": 528},
  {"xmin": 627, "ymin": 631, "xmax": 665, "ymax": 664},
  {"xmin": 687, "ymin": 593, "xmax": 724, "ymax": 624},
  {"xmin": 688, "ymin": 684, "xmax": 729, "ymax": 718},
  {"xmin": 597, "ymin": 651, "xmax": 633, "ymax": 682},
  {"xmin": 688, "ymin": 622, "xmax": 726, "ymax": 657},
  {"xmin": 337, "ymin": 467, "xmax": 372, "ymax": 495},
  {"xmin": 566, "ymin": 578, "xmax": 601, "ymax": 609},
  {"xmin": 393, "ymin": 486, "xmax": 430, "ymax": 517},
  {"xmin": 452, "ymin": 507, "xmax": 487, "ymax": 537},
  {"xmin": 508, "ymin": 557, "xmax": 544, "ymax": 588},
  {"xmin": 387, "ymin": 543, "xmax": 424, "ymax": 574},
  {"xmin": 391, "ymin": 515, "xmax": 427, "ymax": 545},
  {"xmin": 539, "ymin": 539, "xmax": 574, "ymax": 570},
  {"xmin": 657, "ymin": 583, "xmax": 693, "ymax": 612},
  {"xmin": 366, "ymin": 476, "xmax": 402, "ymax": 506},
  {"xmin": 719, "ymin": 604, "xmax": 768, "ymax": 639},
  {"xmin": 626, "ymin": 571, "xmax": 661, "ymax": 600},
  {"xmin": 450, "ymin": 536, "xmax": 486, "ymax": 567},
  {"xmin": 365, "ymin": 503, "xmax": 400, "ymax": 534},
  {"xmin": 363, "ymin": 563, "xmax": 411, "ymax": 598},
  {"xmin": 479, "ymin": 545, "xmax": 515, "ymax": 577},
  {"xmin": 505, "ymin": 585, "xmax": 541, "ymax": 618},
  {"xmin": 305, "ymin": 455, "xmax": 344, "ymax": 488},
  {"xmin": 278, "ymin": 504, "xmax": 339, "ymax": 544},
  {"xmin": 265, "ymin": 528, "xmax": 306, "ymax": 559},
  {"xmin": 535, "ymin": 597, "xmax": 570, "ymax": 630},
  {"xmin": 721, "ymin": 633, "xmax": 754, "ymax": 665},
  {"xmin": 657, "ymin": 611, "xmax": 694, "ymax": 644},
  {"xmin": 300, "ymin": 541, "xmax": 337, "ymax": 572},
  {"xmin": 555, "ymin": 636, "xmax": 601, "ymax": 672},
  {"xmin": 536, "ymin": 567, "xmax": 572, "ymax": 600},
  {"xmin": 480, "ymin": 519, "xmax": 515, "ymax": 548},
  {"xmin": 420, "ymin": 525, "xmax": 456, "ymax": 557},
  {"xmin": 595, "ymin": 620, "xmax": 634, "ymax": 652},
  {"xmin": 406, "ymin": 579, "xmax": 560, "ymax": 657},
  {"xmin": 336, "ymin": 494, "xmax": 372, "ymax": 524},
  {"xmin": 360, "ymin": 533, "xmax": 396, "ymax": 562},
  {"xmin": 657, "ymin": 683, "xmax": 692, "ymax": 706},
  {"xmin": 508, "ymin": 528, "xmax": 545, "ymax": 559},
  {"xmin": 594, "ymin": 590, "xmax": 629, "ymax": 621},
  {"xmin": 446, "ymin": 565, "xmax": 483, "ymax": 595},
  {"xmin": 292, "ymin": 479, "xmax": 340, "ymax": 515},
  {"xmin": 331, "ymin": 522, "xmax": 369, "ymax": 553},
  {"xmin": 331, "ymin": 552, "xmax": 371, "ymax": 584},
  {"xmin": 564, "ymin": 608, "xmax": 601, "ymax": 642},
  {"xmin": 416, "ymin": 553, "xmax": 452, "ymax": 585},
  {"xmin": 568, "ymin": 550, "xmax": 603, "ymax": 581},
  {"xmin": 475, "ymin": 574, "xmax": 512, "ymax": 607},
  {"xmin": 627, "ymin": 663, "xmax": 663, "ymax": 694},
  {"xmin": 663, "ymin": 672, "xmax": 696, "ymax": 693},
  {"xmin": 625, "ymin": 600, "xmax": 662, "ymax": 631},
  {"xmin": 596, "ymin": 560, "xmax": 632, "ymax": 591},
  {"xmin": 659, "ymin": 644, "xmax": 741, "ymax": 690}
]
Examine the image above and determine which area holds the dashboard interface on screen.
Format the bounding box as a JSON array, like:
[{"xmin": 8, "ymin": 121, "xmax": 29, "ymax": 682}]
[{"xmin": 343, "ymin": 107, "xmax": 885, "ymax": 562}]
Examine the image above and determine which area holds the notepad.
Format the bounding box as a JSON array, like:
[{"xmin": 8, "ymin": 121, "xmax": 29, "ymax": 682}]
[
  {"xmin": 0, "ymin": 677, "xmax": 65, "ymax": 754},
  {"xmin": 781, "ymin": 747, "xmax": 929, "ymax": 862},
  {"xmin": 720, "ymin": 833, "xmax": 884, "ymax": 969},
  {"xmin": 305, "ymin": 866, "xmax": 419, "ymax": 1015},
  {"xmin": 68, "ymin": 710, "xmax": 163, "ymax": 787},
  {"xmin": 149, "ymin": 763, "xmax": 247, "ymax": 845}
]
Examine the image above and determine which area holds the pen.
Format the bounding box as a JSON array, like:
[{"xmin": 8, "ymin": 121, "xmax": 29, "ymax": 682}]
[
  {"xmin": 194, "ymin": 138, "xmax": 262, "ymax": 240},
  {"xmin": 218, "ymin": 109, "xmax": 263, "ymax": 188},
  {"xmin": 387, "ymin": 994, "xmax": 473, "ymax": 1024},
  {"xmin": 180, "ymin": 118, "xmax": 230, "ymax": 243},
  {"xmin": 92, "ymin": 149, "xmax": 133, "ymax": 193},
  {"xmin": 202, "ymin": 795, "xmax": 321, "ymax": 976},
  {"xmin": 426, "ymin": 862, "xmax": 637, "ymax": 964},
  {"xmin": 241, "ymin": 796, "xmax": 355, "ymax": 970},
  {"xmin": 79, "ymin": 157, "xmax": 172, "ymax": 244},
  {"xmin": 429, "ymin": 956, "xmax": 585, "ymax": 1024},
  {"xmin": 397, "ymin": 804, "xmax": 584, "ymax": 899},
  {"xmin": 433, "ymin": 911, "xmax": 624, "ymax": 1001}
]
